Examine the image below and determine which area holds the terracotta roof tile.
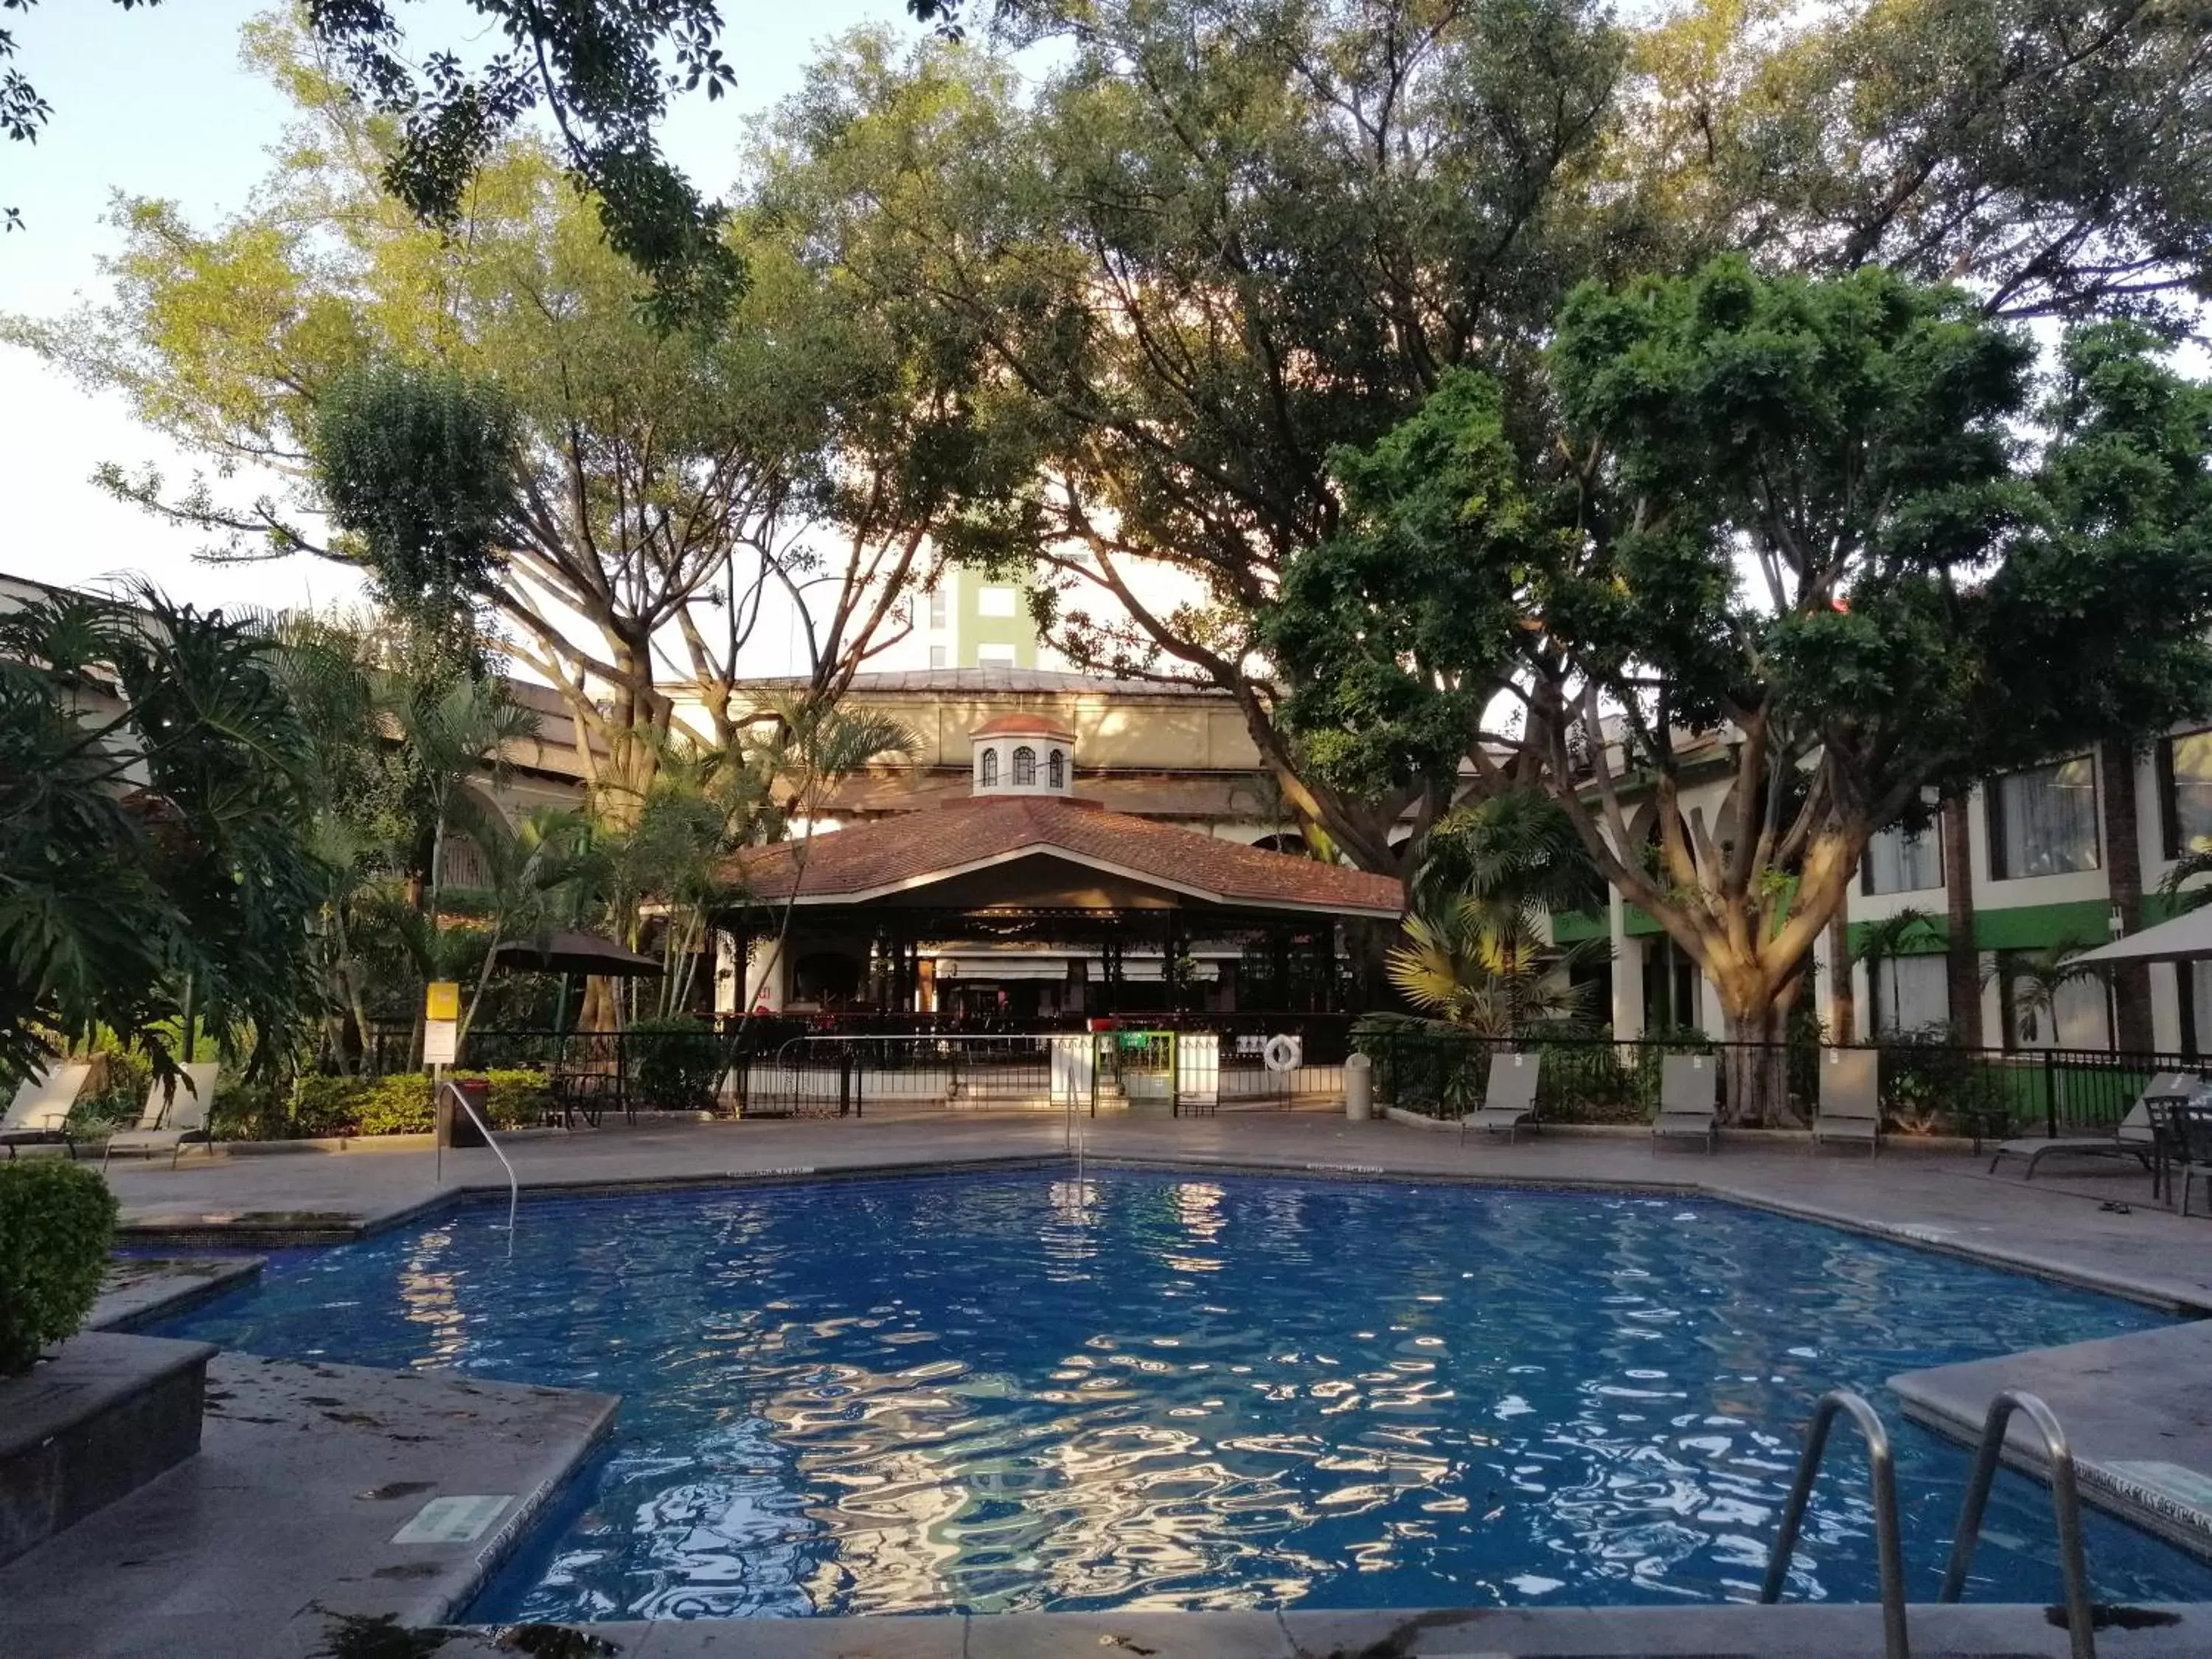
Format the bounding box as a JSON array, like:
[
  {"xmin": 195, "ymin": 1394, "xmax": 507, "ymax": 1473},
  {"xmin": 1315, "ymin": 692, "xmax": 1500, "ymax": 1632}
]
[{"xmin": 727, "ymin": 795, "xmax": 1402, "ymax": 916}]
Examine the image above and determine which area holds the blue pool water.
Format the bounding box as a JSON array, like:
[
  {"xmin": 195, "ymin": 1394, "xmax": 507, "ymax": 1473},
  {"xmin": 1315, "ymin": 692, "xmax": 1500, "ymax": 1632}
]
[{"xmin": 153, "ymin": 1172, "xmax": 2212, "ymax": 1620}]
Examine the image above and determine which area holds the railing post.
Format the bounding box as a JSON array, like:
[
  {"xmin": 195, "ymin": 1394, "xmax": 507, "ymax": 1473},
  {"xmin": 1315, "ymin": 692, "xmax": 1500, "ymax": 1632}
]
[
  {"xmin": 2045, "ymin": 1048, "xmax": 2059, "ymax": 1139},
  {"xmin": 838, "ymin": 1048, "xmax": 854, "ymax": 1118}
]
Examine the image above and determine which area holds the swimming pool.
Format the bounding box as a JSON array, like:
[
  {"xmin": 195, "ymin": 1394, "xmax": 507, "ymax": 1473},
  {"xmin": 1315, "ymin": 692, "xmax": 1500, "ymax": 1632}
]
[{"xmin": 153, "ymin": 1171, "xmax": 2212, "ymax": 1621}]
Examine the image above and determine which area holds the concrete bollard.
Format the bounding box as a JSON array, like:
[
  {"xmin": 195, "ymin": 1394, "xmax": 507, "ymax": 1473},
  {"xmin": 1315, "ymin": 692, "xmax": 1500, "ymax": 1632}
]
[{"xmin": 1345, "ymin": 1052, "xmax": 1373, "ymax": 1121}]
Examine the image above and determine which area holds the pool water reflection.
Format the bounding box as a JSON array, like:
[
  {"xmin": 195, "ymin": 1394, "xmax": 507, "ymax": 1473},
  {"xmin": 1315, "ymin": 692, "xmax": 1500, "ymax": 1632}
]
[{"xmin": 153, "ymin": 1172, "xmax": 2212, "ymax": 1620}]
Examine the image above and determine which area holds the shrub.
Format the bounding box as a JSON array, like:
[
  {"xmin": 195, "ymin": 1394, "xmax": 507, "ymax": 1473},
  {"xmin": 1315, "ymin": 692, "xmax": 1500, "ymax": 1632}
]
[
  {"xmin": 629, "ymin": 1017, "xmax": 721, "ymax": 1110},
  {"xmin": 285, "ymin": 1070, "xmax": 551, "ymax": 1137},
  {"xmin": 0, "ymin": 1161, "xmax": 119, "ymax": 1374}
]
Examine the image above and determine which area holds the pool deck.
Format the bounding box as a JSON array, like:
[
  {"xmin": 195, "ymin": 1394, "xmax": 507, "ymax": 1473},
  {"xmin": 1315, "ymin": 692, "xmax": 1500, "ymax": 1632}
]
[{"xmin": 13, "ymin": 1109, "xmax": 2212, "ymax": 1658}]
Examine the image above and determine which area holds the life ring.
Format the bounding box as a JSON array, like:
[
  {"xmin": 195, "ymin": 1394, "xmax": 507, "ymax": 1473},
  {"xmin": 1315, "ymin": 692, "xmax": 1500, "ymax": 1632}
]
[{"xmin": 1262, "ymin": 1034, "xmax": 1302, "ymax": 1074}]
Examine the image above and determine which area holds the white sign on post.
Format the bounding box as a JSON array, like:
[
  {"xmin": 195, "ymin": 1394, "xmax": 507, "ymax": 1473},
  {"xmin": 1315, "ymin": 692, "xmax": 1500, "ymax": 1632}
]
[{"xmin": 423, "ymin": 1020, "xmax": 458, "ymax": 1065}]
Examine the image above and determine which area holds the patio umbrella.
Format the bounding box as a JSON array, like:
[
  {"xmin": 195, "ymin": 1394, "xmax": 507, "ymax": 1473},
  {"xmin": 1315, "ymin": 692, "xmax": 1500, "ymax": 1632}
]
[
  {"xmin": 489, "ymin": 929, "xmax": 664, "ymax": 977},
  {"xmin": 2070, "ymin": 905, "xmax": 2212, "ymax": 967}
]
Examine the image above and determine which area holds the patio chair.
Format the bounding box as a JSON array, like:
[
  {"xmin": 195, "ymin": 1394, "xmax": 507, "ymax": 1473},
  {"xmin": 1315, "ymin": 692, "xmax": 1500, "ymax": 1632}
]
[
  {"xmin": 0, "ymin": 1061, "xmax": 91, "ymax": 1159},
  {"xmin": 103, "ymin": 1062, "xmax": 220, "ymax": 1169},
  {"xmin": 2166, "ymin": 1102, "xmax": 2212, "ymax": 1219},
  {"xmin": 1986, "ymin": 1071, "xmax": 2188, "ymax": 1182},
  {"xmin": 1813, "ymin": 1048, "xmax": 1882, "ymax": 1155},
  {"xmin": 1652, "ymin": 1053, "xmax": 1718, "ymax": 1154},
  {"xmin": 1464, "ymin": 1050, "xmax": 1541, "ymax": 1141}
]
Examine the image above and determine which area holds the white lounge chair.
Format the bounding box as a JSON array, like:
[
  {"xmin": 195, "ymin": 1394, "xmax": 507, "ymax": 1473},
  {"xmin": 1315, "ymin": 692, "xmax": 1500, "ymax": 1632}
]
[
  {"xmin": 1986, "ymin": 1071, "xmax": 2185, "ymax": 1180},
  {"xmin": 0, "ymin": 1061, "xmax": 91, "ymax": 1159},
  {"xmin": 1813, "ymin": 1048, "xmax": 1882, "ymax": 1155},
  {"xmin": 103, "ymin": 1062, "xmax": 220, "ymax": 1169},
  {"xmin": 1464, "ymin": 1050, "xmax": 1541, "ymax": 1141},
  {"xmin": 1652, "ymin": 1052, "xmax": 1718, "ymax": 1153}
]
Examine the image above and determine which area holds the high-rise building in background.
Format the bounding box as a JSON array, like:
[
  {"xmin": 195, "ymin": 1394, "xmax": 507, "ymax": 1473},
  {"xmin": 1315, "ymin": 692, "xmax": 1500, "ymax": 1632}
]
[{"xmin": 923, "ymin": 564, "xmax": 1040, "ymax": 671}]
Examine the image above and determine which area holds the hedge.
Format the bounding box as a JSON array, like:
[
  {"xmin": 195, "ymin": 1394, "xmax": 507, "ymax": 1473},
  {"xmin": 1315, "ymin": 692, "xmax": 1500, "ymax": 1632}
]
[
  {"xmin": 0, "ymin": 1161, "xmax": 119, "ymax": 1374},
  {"xmin": 286, "ymin": 1071, "xmax": 552, "ymax": 1138}
]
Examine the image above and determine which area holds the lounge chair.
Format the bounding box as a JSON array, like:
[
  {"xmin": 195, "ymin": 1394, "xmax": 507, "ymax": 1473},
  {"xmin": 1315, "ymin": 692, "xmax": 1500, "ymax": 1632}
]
[
  {"xmin": 1813, "ymin": 1048, "xmax": 1882, "ymax": 1155},
  {"xmin": 0, "ymin": 1061, "xmax": 91, "ymax": 1159},
  {"xmin": 1464, "ymin": 1050, "xmax": 1541, "ymax": 1141},
  {"xmin": 103, "ymin": 1062, "xmax": 220, "ymax": 1169},
  {"xmin": 1652, "ymin": 1053, "xmax": 1718, "ymax": 1153},
  {"xmin": 1986, "ymin": 1071, "xmax": 2188, "ymax": 1180}
]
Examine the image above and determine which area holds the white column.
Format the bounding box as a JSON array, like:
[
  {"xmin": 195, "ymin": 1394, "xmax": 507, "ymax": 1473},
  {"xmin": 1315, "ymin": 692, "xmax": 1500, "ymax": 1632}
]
[{"xmin": 1610, "ymin": 890, "xmax": 1645, "ymax": 1039}]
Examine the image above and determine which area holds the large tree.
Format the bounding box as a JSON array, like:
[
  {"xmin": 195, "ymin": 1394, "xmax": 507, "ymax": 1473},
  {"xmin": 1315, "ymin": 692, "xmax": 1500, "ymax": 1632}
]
[
  {"xmin": 762, "ymin": 0, "xmax": 2212, "ymax": 883},
  {"xmin": 1267, "ymin": 260, "xmax": 2212, "ymax": 1119},
  {"xmin": 754, "ymin": 7, "xmax": 1624, "ymax": 878},
  {"xmin": 10, "ymin": 21, "xmax": 956, "ymax": 809}
]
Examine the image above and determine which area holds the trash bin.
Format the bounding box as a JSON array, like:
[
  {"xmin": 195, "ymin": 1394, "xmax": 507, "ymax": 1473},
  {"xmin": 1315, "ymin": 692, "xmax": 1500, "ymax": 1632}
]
[
  {"xmin": 435, "ymin": 1077, "xmax": 492, "ymax": 1148},
  {"xmin": 1345, "ymin": 1052, "xmax": 1373, "ymax": 1121}
]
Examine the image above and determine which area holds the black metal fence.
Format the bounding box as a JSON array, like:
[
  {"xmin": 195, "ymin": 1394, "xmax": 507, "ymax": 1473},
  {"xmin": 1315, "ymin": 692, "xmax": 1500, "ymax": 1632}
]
[
  {"xmin": 1360, "ymin": 1027, "xmax": 2192, "ymax": 1141},
  {"xmin": 354, "ymin": 1018, "xmax": 2197, "ymax": 1140}
]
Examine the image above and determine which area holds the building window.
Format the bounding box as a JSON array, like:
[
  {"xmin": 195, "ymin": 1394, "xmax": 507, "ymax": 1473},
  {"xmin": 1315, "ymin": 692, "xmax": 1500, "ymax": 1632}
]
[
  {"xmin": 978, "ymin": 585, "xmax": 1018, "ymax": 618},
  {"xmin": 928, "ymin": 644, "xmax": 947, "ymax": 670},
  {"xmin": 1012, "ymin": 745, "xmax": 1037, "ymax": 785},
  {"xmin": 928, "ymin": 588, "xmax": 947, "ymax": 629},
  {"xmin": 1868, "ymin": 954, "xmax": 1950, "ymax": 1035},
  {"xmin": 976, "ymin": 643, "xmax": 1017, "ymax": 668},
  {"xmin": 1989, "ymin": 756, "xmax": 2100, "ymax": 880},
  {"xmin": 1860, "ymin": 826, "xmax": 1942, "ymax": 895},
  {"xmin": 1997, "ymin": 949, "xmax": 2110, "ymax": 1051},
  {"xmin": 1048, "ymin": 748, "xmax": 1065, "ymax": 789},
  {"xmin": 979, "ymin": 750, "xmax": 998, "ymax": 787},
  {"xmin": 2160, "ymin": 730, "xmax": 2212, "ymax": 858}
]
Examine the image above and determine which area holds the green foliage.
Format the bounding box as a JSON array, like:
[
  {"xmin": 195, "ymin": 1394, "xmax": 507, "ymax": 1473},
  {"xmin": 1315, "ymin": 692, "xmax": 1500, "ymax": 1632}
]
[
  {"xmin": 628, "ymin": 1017, "xmax": 720, "ymax": 1110},
  {"xmin": 1278, "ymin": 258, "xmax": 2212, "ymax": 1119},
  {"xmin": 0, "ymin": 1161, "xmax": 119, "ymax": 1374},
  {"xmin": 310, "ymin": 366, "xmax": 518, "ymax": 651},
  {"xmin": 288, "ymin": 1071, "xmax": 547, "ymax": 1138},
  {"xmin": 0, "ymin": 587, "xmax": 327, "ymax": 1092}
]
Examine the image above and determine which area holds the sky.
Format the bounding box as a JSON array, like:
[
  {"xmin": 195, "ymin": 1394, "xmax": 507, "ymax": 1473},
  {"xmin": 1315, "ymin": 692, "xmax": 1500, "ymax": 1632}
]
[{"xmin": 0, "ymin": 0, "xmax": 921, "ymax": 622}]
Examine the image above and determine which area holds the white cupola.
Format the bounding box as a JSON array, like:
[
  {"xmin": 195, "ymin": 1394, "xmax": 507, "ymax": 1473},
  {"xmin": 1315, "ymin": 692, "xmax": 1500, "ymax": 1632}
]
[{"xmin": 970, "ymin": 712, "xmax": 1077, "ymax": 798}]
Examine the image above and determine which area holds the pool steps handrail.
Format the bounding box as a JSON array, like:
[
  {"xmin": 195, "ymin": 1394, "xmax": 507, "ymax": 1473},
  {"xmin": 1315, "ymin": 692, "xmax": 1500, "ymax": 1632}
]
[
  {"xmin": 1939, "ymin": 1388, "xmax": 2096, "ymax": 1659},
  {"xmin": 1761, "ymin": 1387, "xmax": 2100, "ymax": 1659},
  {"xmin": 439, "ymin": 1077, "xmax": 520, "ymax": 1258},
  {"xmin": 1759, "ymin": 1388, "xmax": 1912, "ymax": 1658}
]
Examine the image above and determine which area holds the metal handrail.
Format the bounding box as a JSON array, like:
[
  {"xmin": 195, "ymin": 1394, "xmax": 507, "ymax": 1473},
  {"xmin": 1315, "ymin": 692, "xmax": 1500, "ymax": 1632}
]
[
  {"xmin": 1939, "ymin": 1389, "xmax": 2096, "ymax": 1658},
  {"xmin": 1760, "ymin": 1388, "xmax": 1911, "ymax": 1659},
  {"xmin": 439, "ymin": 1079, "xmax": 519, "ymax": 1261}
]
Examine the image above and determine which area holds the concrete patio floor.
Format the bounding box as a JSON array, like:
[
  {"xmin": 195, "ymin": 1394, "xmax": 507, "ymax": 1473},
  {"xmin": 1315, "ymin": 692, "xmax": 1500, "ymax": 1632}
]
[{"xmin": 15, "ymin": 1108, "xmax": 2212, "ymax": 1658}]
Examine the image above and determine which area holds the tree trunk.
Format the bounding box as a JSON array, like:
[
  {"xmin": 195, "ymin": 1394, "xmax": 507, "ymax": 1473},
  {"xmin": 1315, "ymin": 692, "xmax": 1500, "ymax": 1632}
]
[
  {"xmin": 1719, "ymin": 1000, "xmax": 1791, "ymax": 1127},
  {"xmin": 2100, "ymin": 738, "xmax": 2154, "ymax": 1054},
  {"xmin": 1826, "ymin": 909, "xmax": 1854, "ymax": 1043},
  {"xmin": 1941, "ymin": 789, "xmax": 1982, "ymax": 1047}
]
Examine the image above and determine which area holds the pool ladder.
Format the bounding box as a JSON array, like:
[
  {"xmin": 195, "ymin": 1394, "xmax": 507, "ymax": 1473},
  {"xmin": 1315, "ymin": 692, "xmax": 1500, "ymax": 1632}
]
[{"xmin": 1759, "ymin": 1387, "xmax": 2097, "ymax": 1659}]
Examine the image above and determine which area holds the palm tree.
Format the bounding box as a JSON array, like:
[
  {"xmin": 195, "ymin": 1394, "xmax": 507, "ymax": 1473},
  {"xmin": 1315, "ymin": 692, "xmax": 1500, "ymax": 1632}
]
[
  {"xmin": 1849, "ymin": 907, "xmax": 1941, "ymax": 1037},
  {"xmin": 386, "ymin": 674, "xmax": 540, "ymax": 951},
  {"xmin": 1384, "ymin": 894, "xmax": 1606, "ymax": 1036},
  {"xmin": 455, "ymin": 807, "xmax": 598, "ymax": 1047},
  {"xmin": 738, "ymin": 693, "xmax": 917, "ymax": 1024},
  {"xmin": 1991, "ymin": 939, "xmax": 2104, "ymax": 1046}
]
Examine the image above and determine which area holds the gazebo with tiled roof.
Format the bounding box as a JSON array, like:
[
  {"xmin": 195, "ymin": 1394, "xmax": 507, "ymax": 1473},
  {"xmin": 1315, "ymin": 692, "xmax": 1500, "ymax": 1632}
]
[{"xmin": 718, "ymin": 718, "xmax": 1402, "ymax": 1020}]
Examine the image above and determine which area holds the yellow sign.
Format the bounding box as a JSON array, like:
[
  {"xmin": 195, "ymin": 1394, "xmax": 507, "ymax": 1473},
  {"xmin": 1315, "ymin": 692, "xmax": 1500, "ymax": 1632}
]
[{"xmin": 425, "ymin": 981, "xmax": 461, "ymax": 1023}]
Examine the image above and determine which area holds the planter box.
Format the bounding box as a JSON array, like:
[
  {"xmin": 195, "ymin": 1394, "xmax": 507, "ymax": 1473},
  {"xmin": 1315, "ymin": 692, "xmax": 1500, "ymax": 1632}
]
[{"xmin": 0, "ymin": 1332, "xmax": 215, "ymax": 1568}]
